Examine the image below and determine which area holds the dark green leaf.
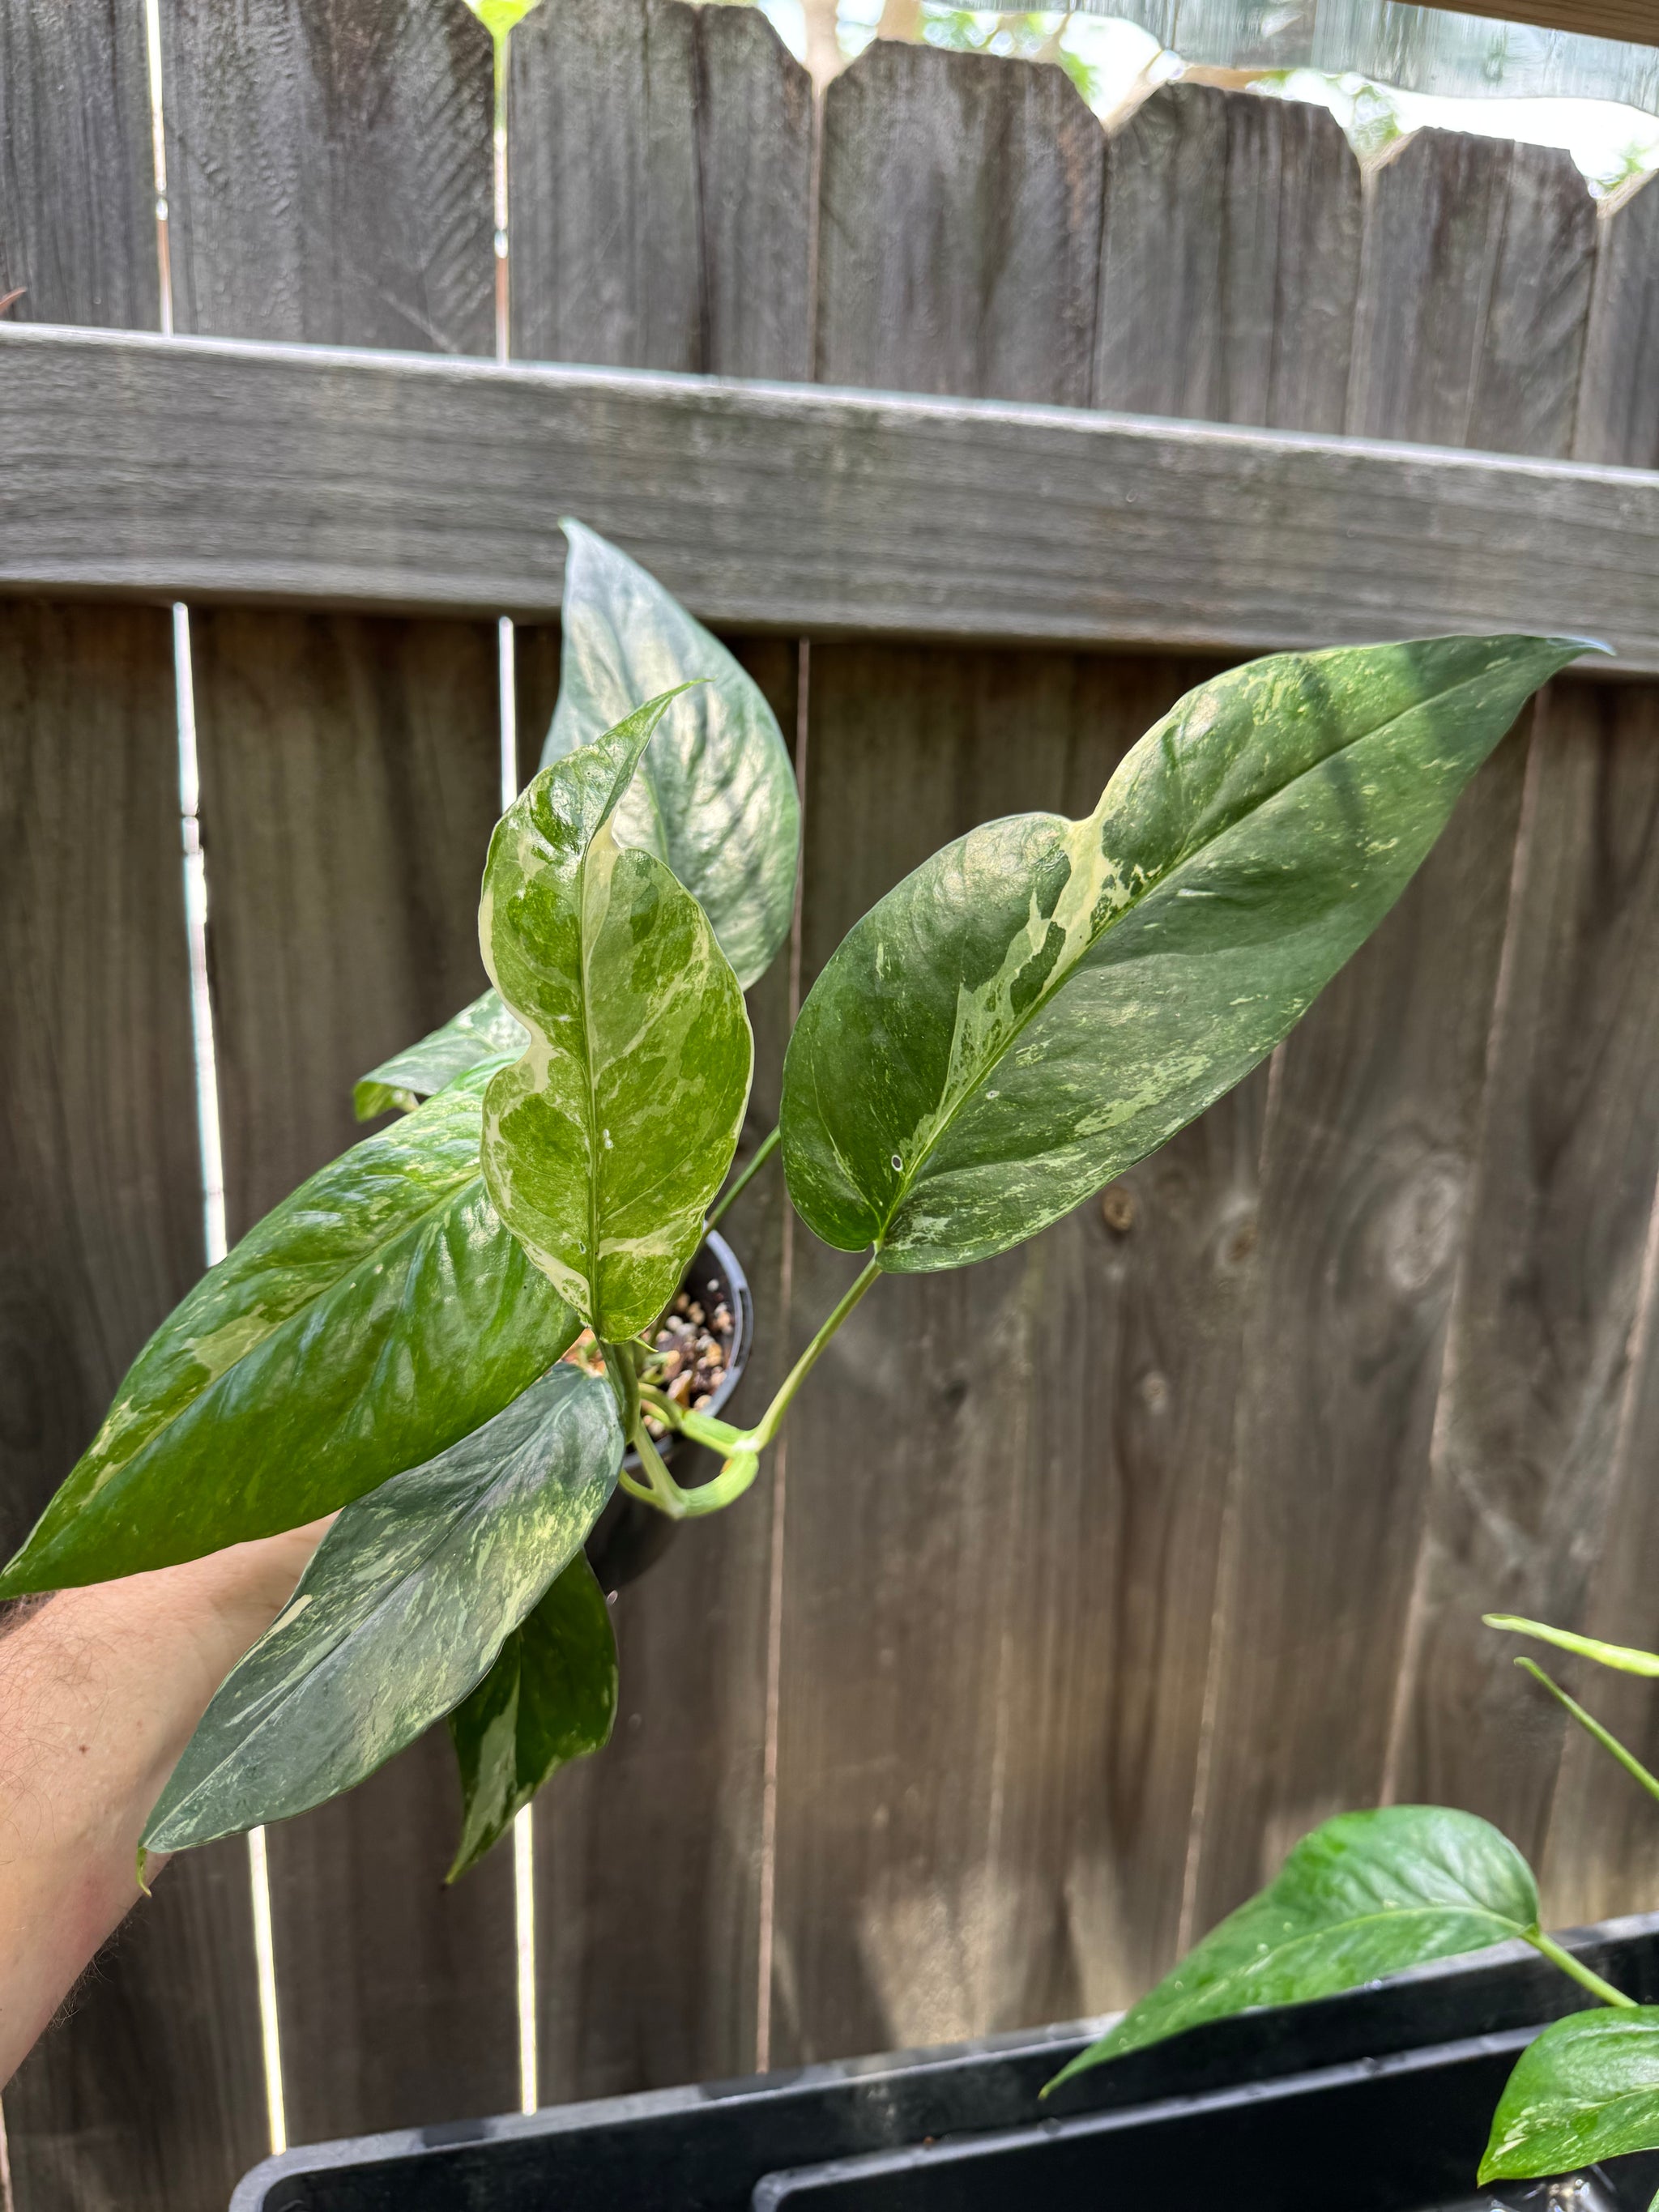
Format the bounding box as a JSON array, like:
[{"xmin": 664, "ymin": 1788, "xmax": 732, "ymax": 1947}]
[
  {"xmin": 446, "ymin": 1549, "xmax": 617, "ymax": 1880},
  {"xmin": 143, "ymin": 1366, "xmax": 619, "ymax": 1851},
  {"xmin": 543, "ymin": 519, "xmax": 800, "ymax": 989},
  {"xmin": 1482, "ymin": 2010, "xmax": 1659, "ymax": 2183},
  {"xmin": 483, "ymin": 696, "xmax": 753, "ymax": 1340},
  {"xmin": 1486, "ymin": 1614, "xmax": 1659, "ymax": 1678},
  {"xmin": 1048, "ymin": 1805, "xmax": 1538, "ymax": 2091},
  {"xmin": 352, "ymin": 989, "xmax": 526, "ymax": 1119},
  {"xmin": 783, "ymin": 636, "xmax": 1588, "ymax": 1273},
  {"xmin": 0, "ymin": 1067, "xmax": 577, "ymax": 1595}
]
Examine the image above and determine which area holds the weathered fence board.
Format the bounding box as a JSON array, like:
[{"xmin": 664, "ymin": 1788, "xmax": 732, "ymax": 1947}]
[
  {"xmin": 0, "ymin": 606, "xmax": 267, "ymax": 2212},
  {"xmin": 8, "ymin": 325, "xmax": 1659, "ymax": 665}
]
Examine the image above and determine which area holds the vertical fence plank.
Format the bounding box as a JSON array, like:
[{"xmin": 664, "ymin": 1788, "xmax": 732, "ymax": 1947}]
[
  {"xmin": 816, "ymin": 42, "xmax": 1102, "ymax": 403},
  {"xmin": 0, "ymin": 605, "xmax": 267, "ymax": 2212},
  {"xmin": 508, "ymin": 3, "xmax": 810, "ymax": 2097},
  {"xmin": 1346, "ymin": 133, "xmax": 1595, "ymax": 454},
  {"xmin": 1095, "ymin": 84, "xmax": 1361, "ymax": 430},
  {"xmin": 0, "ymin": 0, "xmax": 158, "ymax": 328},
  {"xmin": 1, "ymin": 12, "xmax": 267, "ymax": 2210},
  {"xmin": 162, "ymin": 0, "xmax": 493, "ymax": 352},
  {"xmin": 160, "ymin": 0, "xmax": 515, "ymax": 2142}
]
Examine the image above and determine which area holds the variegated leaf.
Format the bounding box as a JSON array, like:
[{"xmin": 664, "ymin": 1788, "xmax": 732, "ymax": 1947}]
[
  {"xmin": 0, "ymin": 1067, "xmax": 577, "ymax": 1596},
  {"xmin": 353, "ymin": 988, "xmax": 527, "ymax": 1120},
  {"xmin": 782, "ymin": 635, "xmax": 1587, "ymax": 1273},
  {"xmin": 543, "ymin": 519, "xmax": 800, "ymax": 989},
  {"xmin": 483, "ymin": 696, "xmax": 753, "ymax": 1340},
  {"xmin": 143, "ymin": 1366, "xmax": 620, "ymax": 1851}
]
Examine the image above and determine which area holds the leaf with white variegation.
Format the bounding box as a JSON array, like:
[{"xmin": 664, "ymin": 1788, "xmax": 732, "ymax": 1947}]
[
  {"xmin": 0, "ymin": 1067, "xmax": 578, "ymax": 1596},
  {"xmin": 543, "ymin": 518, "xmax": 800, "ymax": 989},
  {"xmin": 353, "ymin": 988, "xmax": 526, "ymax": 1119},
  {"xmin": 142, "ymin": 1366, "xmax": 620, "ymax": 1851},
  {"xmin": 1482, "ymin": 2010, "xmax": 1659, "ymax": 2184},
  {"xmin": 446, "ymin": 1549, "xmax": 617, "ymax": 1880},
  {"xmin": 783, "ymin": 635, "xmax": 1589, "ymax": 1274},
  {"xmin": 1047, "ymin": 1805, "xmax": 1540, "ymax": 2092},
  {"xmin": 482, "ymin": 696, "xmax": 753, "ymax": 1340}
]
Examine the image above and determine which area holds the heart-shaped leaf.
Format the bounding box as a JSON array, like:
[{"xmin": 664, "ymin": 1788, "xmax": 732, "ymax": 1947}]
[
  {"xmin": 1486, "ymin": 1616, "xmax": 1659, "ymax": 1678},
  {"xmin": 0, "ymin": 1066, "xmax": 577, "ymax": 1596},
  {"xmin": 353, "ymin": 989, "xmax": 527, "ymax": 1120},
  {"xmin": 783, "ymin": 636, "xmax": 1588, "ymax": 1273},
  {"xmin": 542, "ymin": 518, "xmax": 800, "ymax": 991},
  {"xmin": 143, "ymin": 1366, "xmax": 620, "ymax": 1852},
  {"xmin": 446, "ymin": 1549, "xmax": 617, "ymax": 1881},
  {"xmin": 1048, "ymin": 1806, "xmax": 1539, "ymax": 2091},
  {"xmin": 1482, "ymin": 2011, "xmax": 1659, "ymax": 2184},
  {"xmin": 483, "ymin": 697, "xmax": 753, "ymax": 1341}
]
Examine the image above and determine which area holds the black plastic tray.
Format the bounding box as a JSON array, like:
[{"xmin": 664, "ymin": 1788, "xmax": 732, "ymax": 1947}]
[
  {"xmin": 752, "ymin": 2028, "xmax": 1659, "ymax": 2210},
  {"xmin": 232, "ymin": 1913, "xmax": 1659, "ymax": 2210}
]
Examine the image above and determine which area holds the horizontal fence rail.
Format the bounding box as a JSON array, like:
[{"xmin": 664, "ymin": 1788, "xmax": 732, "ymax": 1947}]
[{"xmin": 5, "ymin": 322, "xmax": 1659, "ymax": 667}]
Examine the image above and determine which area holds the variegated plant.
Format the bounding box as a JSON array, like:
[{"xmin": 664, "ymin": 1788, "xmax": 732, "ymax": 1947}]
[{"xmin": 0, "ymin": 524, "xmax": 1589, "ymax": 1937}]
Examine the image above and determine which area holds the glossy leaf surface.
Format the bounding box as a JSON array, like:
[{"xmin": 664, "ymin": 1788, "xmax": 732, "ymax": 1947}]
[
  {"xmin": 783, "ymin": 637, "xmax": 1585, "ymax": 1273},
  {"xmin": 1486, "ymin": 1615, "xmax": 1659, "ymax": 1678},
  {"xmin": 542, "ymin": 518, "xmax": 800, "ymax": 989},
  {"xmin": 1049, "ymin": 1806, "xmax": 1538, "ymax": 2091},
  {"xmin": 483, "ymin": 697, "xmax": 753, "ymax": 1340},
  {"xmin": 144, "ymin": 1366, "xmax": 620, "ymax": 1850},
  {"xmin": 1482, "ymin": 2011, "xmax": 1659, "ymax": 2182},
  {"xmin": 446, "ymin": 1549, "xmax": 617, "ymax": 1880},
  {"xmin": 0, "ymin": 1067, "xmax": 577, "ymax": 1595},
  {"xmin": 353, "ymin": 989, "xmax": 526, "ymax": 1119}
]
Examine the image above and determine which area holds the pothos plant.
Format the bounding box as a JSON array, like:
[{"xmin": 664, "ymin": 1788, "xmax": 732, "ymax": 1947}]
[
  {"xmin": 1046, "ymin": 1619, "xmax": 1659, "ymax": 2204},
  {"xmin": 0, "ymin": 525, "xmax": 1587, "ymax": 1924}
]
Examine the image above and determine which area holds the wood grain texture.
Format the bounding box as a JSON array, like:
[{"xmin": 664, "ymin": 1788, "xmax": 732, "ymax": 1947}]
[
  {"xmin": 183, "ymin": 606, "xmax": 512, "ymax": 2138},
  {"xmin": 1189, "ymin": 726, "xmax": 1531, "ymax": 1926},
  {"xmin": 0, "ymin": 601, "xmax": 267, "ymax": 2212},
  {"xmin": 1385, "ymin": 683, "xmax": 1659, "ymax": 1862},
  {"xmin": 1428, "ymin": 0, "xmax": 1659, "ymax": 44},
  {"xmin": 1573, "ymin": 176, "xmax": 1659, "ymax": 471},
  {"xmin": 1346, "ymin": 132, "xmax": 1596, "ymax": 458},
  {"xmin": 0, "ymin": 0, "xmax": 157, "ymax": 329},
  {"xmin": 7, "ymin": 326, "xmax": 1659, "ymax": 662},
  {"xmin": 529, "ymin": 638, "xmax": 794, "ymax": 2097},
  {"xmin": 161, "ymin": 0, "xmax": 493, "ymax": 352},
  {"xmin": 1095, "ymin": 84, "xmax": 1361, "ymax": 432},
  {"xmin": 817, "ymin": 43, "xmax": 1103, "ymax": 404}
]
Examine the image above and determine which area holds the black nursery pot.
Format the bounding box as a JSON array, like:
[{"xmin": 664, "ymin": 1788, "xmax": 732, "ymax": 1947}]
[
  {"xmin": 232, "ymin": 1913, "xmax": 1659, "ymax": 2212},
  {"xmin": 582, "ymin": 1230, "xmax": 754, "ymax": 1593}
]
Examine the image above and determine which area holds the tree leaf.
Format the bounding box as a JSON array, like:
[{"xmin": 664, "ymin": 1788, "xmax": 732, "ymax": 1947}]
[
  {"xmin": 1482, "ymin": 2011, "xmax": 1659, "ymax": 2183},
  {"xmin": 0, "ymin": 1066, "xmax": 577, "ymax": 1596},
  {"xmin": 1486, "ymin": 1615, "xmax": 1659, "ymax": 1678},
  {"xmin": 353, "ymin": 989, "xmax": 527, "ymax": 1120},
  {"xmin": 1047, "ymin": 1806, "xmax": 1539, "ymax": 2092},
  {"xmin": 446, "ymin": 1549, "xmax": 617, "ymax": 1881},
  {"xmin": 782, "ymin": 636, "xmax": 1588, "ymax": 1273},
  {"xmin": 482, "ymin": 697, "xmax": 753, "ymax": 1340},
  {"xmin": 143, "ymin": 1366, "xmax": 619, "ymax": 1851},
  {"xmin": 542, "ymin": 518, "xmax": 800, "ymax": 990}
]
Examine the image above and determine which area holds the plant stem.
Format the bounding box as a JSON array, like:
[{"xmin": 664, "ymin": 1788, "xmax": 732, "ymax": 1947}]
[
  {"xmin": 706, "ymin": 1126, "xmax": 781, "ymax": 1232},
  {"xmin": 1526, "ymin": 1926, "xmax": 1638, "ymax": 2010},
  {"xmin": 1516, "ymin": 1656, "xmax": 1659, "ymax": 1809},
  {"xmin": 747, "ymin": 1255, "xmax": 882, "ymax": 1452},
  {"xmin": 638, "ymin": 1383, "xmax": 748, "ymax": 1455},
  {"xmin": 600, "ymin": 1337, "xmax": 689, "ymax": 1518}
]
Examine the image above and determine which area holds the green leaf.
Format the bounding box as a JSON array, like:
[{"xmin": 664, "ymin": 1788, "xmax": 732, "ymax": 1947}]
[
  {"xmin": 782, "ymin": 636, "xmax": 1588, "ymax": 1273},
  {"xmin": 483, "ymin": 697, "xmax": 753, "ymax": 1340},
  {"xmin": 1486, "ymin": 1614, "xmax": 1659, "ymax": 1678},
  {"xmin": 446, "ymin": 1549, "xmax": 617, "ymax": 1881},
  {"xmin": 1482, "ymin": 2010, "xmax": 1659, "ymax": 2183},
  {"xmin": 1047, "ymin": 1805, "xmax": 1539, "ymax": 2092},
  {"xmin": 143, "ymin": 1366, "xmax": 619, "ymax": 1852},
  {"xmin": 352, "ymin": 989, "xmax": 527, "ymax": 1120},
  {"xmin": 543, "ymin": 519, "xmax": 800, "ymax": 990},
  {"xmin": 0, "ymin": 1067, "xmax": 578, "ymax": 1595}
]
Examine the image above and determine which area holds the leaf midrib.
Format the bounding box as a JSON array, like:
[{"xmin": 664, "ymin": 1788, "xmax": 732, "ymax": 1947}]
[{"xmin": 875, "ymin": 663, "xmax": 1510, "ymax": 1247}]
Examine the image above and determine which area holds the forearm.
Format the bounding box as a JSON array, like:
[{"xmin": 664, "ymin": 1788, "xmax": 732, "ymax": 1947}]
[{"xmin": 0, "ymin": 1524, "xmax": 325, "ymax": 2084}]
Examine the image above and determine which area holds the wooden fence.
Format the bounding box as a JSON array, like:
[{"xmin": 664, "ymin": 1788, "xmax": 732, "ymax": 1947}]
[{"xmin": 6, "ymin": 3, "xmax": 1659, "ymax": 2206}]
